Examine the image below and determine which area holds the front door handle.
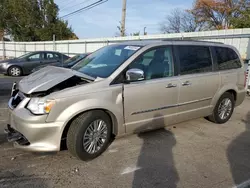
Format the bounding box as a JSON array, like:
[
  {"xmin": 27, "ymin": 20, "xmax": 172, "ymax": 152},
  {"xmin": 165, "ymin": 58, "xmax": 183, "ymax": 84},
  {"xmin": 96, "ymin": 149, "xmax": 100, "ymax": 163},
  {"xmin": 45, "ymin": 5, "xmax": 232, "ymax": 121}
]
[
  {"xmin": 182, "ymin": 81, "xmax": 191, "ymax": 86},
  {"xmin": 166, "ymin": 83, "xmax": 177, "ymax": 88}
]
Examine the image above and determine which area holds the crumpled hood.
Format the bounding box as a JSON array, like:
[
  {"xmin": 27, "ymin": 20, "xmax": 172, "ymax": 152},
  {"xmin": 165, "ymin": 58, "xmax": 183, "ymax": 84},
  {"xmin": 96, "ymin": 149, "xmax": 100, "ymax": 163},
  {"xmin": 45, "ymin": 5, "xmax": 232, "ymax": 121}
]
[{"xmin": 18, "ymin": 66, "xmax": 94, "ymax": 94}]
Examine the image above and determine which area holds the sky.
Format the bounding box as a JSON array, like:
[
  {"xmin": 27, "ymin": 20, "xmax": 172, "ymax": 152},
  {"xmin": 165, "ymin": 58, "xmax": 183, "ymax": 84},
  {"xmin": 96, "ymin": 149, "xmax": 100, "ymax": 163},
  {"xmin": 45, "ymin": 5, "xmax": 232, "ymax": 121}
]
[{"xmin": 55, "ymin": 0, "xmax": 193, "ymax": 39}]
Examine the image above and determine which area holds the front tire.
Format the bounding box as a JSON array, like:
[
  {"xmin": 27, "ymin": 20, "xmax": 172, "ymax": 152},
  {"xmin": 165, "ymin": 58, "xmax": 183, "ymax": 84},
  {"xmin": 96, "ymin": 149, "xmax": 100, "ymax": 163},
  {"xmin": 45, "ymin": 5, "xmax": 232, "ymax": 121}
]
[
  {"xmin": 8, "ymin": 66, "xmax": 22, "ymax": 77},
  {"xmin": 67, "ymin": 110, "xmax": 112, "ymax": 161},
  {"xmin": 207, "ymin": 92, "xmax": 235, "ymax": 124}
]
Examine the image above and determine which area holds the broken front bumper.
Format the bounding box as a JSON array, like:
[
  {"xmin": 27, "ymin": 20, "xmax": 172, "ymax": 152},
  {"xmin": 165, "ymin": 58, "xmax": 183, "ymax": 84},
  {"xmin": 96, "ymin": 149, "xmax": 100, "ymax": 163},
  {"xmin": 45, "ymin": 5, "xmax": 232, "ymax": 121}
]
[
  {"xmin": 7, "ymin": 96, "xmax": 64, "ymax": 152},
  {"xmin": 5, "ymin": 124, "xmax": 30, "ymax": 146}
]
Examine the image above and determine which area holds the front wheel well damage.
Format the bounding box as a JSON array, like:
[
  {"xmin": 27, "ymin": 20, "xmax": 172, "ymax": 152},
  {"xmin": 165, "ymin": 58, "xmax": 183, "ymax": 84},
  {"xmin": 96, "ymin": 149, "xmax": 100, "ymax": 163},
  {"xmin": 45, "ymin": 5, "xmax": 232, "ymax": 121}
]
[{"xmin": 60, "ymin": 109, "xmax": 117, "ymax": 150}]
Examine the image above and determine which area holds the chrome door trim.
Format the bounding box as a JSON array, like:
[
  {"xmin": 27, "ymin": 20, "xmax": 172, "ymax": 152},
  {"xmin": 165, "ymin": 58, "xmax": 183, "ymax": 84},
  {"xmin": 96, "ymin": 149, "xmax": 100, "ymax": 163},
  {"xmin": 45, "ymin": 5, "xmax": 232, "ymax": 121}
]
[
  {"xmin": 131, "ymin": 97, "xmax": 212, "ymax": 115},
  {"xmin": 131, "ymin": 104, "xmax": 177, "ymax": 115},
  {"xmin": 178, "ymin": 97, "xmax": 212, "ymax": 106}
]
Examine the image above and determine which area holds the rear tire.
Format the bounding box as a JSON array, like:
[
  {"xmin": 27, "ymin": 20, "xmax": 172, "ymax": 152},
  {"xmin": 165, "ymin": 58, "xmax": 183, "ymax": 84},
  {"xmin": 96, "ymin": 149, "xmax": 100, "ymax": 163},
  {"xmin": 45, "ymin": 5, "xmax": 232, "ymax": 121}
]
[
  {"xmin": 207, "ymin": 92, "xmax": 235, "ymax": 124},
  {"xmin": 66, "ymin": 110, "xmax": 112, "ymax": 161},
  {"xmin": 8, "ymin": 66, "xmax": 22, "ymax": 77}
]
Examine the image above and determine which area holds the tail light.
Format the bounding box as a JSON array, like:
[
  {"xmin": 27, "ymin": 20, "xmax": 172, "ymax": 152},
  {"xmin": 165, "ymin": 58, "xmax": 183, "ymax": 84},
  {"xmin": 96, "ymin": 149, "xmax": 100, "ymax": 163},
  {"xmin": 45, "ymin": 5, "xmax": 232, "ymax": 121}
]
[
  {"xmin": 245, "ymin": 69, "xmax": 249, "ymax": 88},
  {"xmin": 244, "ymin": 71, "xmax": 247, "ymax": 88}
]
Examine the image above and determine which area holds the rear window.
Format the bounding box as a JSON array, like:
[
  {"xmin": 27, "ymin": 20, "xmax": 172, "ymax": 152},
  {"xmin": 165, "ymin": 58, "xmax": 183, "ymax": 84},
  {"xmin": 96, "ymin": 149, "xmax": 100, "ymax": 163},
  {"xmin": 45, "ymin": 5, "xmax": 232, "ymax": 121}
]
[
  {"xmin": 178, "ymin": 45, "xmax": 212, "ymax": 75},
  {"xmin": 214, "ymin": 47, "xmax": 241, "ymax": 70}
]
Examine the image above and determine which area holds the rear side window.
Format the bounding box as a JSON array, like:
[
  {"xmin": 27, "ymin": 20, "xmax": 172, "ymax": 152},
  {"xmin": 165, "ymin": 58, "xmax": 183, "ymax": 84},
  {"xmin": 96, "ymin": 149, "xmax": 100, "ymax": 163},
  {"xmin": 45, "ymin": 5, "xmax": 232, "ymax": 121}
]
[
  {"xmin": 214, "ymin": 47, "xmax": 241, "ymax": 70},
  {"xmin": 45, "ymin": 53, "xmax": 55, "ymax": 59},
  {"xmin": 178, "ymin": 45, "xmax": 212, "ymax": 75}
]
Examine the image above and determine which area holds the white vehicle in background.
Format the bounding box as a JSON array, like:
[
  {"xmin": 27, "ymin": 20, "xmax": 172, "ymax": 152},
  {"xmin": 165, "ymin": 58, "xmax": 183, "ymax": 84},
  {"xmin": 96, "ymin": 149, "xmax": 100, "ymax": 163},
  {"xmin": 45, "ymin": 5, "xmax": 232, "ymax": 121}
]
[{"xmin": 245, "ymin": 60, "xmax": 250, "ymax": 95}]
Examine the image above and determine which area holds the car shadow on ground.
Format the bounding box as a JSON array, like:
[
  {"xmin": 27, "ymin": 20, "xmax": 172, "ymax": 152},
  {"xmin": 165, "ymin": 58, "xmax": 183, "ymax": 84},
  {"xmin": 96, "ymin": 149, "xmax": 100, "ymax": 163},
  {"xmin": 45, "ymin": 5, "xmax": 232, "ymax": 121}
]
[
  {"xmin": 132, "ymin": 114, "xmax": 179, "ymax": 188},
  {"xmin": 227, "ymin": 111, "xmax": 250, "ymax": 187}
]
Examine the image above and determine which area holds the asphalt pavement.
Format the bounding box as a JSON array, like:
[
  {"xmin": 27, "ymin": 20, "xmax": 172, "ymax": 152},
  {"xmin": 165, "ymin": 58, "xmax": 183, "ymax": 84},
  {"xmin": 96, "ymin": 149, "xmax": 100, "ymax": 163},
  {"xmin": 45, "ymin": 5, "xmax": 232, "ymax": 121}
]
[
  {"xmin": 0, "ymin": 76, "xmax": 250, "ymax": 188},
  {"xmin": 0, "ymin": 76, "xmax": 22, "ymax": 136}
]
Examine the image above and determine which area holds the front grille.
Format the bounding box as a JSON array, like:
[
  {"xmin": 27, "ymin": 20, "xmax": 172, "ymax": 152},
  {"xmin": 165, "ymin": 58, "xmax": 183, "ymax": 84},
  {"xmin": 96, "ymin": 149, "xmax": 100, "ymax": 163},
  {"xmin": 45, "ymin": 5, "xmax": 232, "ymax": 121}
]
[
  {"xmin": 5, "ymin": 124, "xmax": 30, "ymax": 146},
  {"xmin": 11, "ymin": 92, "xmax": 25, "ymax": 108}
]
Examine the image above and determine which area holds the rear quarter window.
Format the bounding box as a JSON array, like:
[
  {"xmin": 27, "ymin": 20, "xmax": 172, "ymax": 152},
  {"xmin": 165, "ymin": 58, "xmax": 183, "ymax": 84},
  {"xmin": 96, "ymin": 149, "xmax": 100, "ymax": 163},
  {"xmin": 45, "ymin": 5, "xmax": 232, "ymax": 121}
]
[
  {"xmin": 214, "ymin": 47, "xmax": 241, "ymax": 70},
  {"xmin": 54, "ymin": 53, "xmax": 60, "ymax": 59}
]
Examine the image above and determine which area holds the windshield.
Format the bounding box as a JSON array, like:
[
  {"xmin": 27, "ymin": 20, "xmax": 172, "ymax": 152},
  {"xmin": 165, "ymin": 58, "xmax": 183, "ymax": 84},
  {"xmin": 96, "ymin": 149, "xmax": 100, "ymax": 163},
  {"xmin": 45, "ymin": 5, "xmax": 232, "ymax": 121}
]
[
  {"xmin": 17, "ymin": 52, "xmax": 33, "ymax": 59},
  {"xmin": 64, "ymin": 54, "xmax": 86, "ymax": 64},
  {"xmin": 71, "ymin": 44, "xmax": 141, "ymax": 78}
]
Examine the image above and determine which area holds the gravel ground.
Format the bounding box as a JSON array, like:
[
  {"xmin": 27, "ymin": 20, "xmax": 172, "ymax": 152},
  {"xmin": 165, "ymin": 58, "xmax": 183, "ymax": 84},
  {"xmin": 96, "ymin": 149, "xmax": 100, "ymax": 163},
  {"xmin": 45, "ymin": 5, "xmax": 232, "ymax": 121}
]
[{"xmin": 0, "ymin": 76, "xmax": 250, "ymax": 188}]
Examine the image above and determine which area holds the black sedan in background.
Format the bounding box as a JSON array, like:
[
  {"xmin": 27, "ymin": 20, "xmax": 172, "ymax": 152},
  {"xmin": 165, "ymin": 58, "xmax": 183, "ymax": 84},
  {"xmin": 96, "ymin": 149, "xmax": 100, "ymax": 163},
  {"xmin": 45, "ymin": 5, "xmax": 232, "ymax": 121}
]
[
  {"xmin": 31, "ymin": 53, "xmax": 90, "ymax": 73},
  {"xmin": 0, "ymin": 51, "xmax": 69, "ymax": 76}
]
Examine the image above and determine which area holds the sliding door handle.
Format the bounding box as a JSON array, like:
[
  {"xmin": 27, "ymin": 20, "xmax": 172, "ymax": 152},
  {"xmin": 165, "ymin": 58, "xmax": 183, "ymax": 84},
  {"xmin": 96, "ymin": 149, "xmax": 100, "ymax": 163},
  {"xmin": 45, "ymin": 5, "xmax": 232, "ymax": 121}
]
[
  {"xmin": 182, "ymin": 81, "xmax": 191, "ymax": 86},
  {"xmin": 166, "ymin": 83, "xmax": 177, "ymax": 88}
]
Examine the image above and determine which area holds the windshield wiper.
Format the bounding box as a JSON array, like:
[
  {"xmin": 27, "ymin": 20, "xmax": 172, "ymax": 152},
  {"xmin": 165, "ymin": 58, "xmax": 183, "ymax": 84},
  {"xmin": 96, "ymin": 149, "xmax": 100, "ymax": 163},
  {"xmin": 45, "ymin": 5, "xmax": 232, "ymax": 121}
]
[{"xmin": 71, "ymin": 69, "xmax": 95, "ymax": 81}]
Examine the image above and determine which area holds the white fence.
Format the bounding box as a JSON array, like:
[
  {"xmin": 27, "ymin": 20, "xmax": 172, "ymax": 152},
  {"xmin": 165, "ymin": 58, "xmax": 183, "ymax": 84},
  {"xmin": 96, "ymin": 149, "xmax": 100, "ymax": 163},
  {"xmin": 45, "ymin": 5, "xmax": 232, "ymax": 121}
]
[{"xmin": 1, "ymin": 28, "xmax": 250, "ymax": 59}]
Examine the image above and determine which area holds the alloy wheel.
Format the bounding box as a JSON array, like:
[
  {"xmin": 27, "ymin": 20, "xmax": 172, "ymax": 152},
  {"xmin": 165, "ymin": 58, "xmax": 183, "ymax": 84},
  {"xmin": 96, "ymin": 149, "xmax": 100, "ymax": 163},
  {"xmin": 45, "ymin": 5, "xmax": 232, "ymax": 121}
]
[
  {"xmin": 83, "ymin": 119, "xmax": 108, "ymax": 154},
  {"xmin": 10, "ymin": 67, "xmax": 21, "ymax": 76},
  {"xmin": 218, "ymin": 98, "xmax": 232, "ymax": 120}
]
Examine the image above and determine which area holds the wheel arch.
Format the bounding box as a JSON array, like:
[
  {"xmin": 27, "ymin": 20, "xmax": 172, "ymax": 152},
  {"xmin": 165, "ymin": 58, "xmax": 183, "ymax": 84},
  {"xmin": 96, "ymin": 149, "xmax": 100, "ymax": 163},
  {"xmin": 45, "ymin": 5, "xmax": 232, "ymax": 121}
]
[
  {"xmin": 60, "ymin": 108, "xmax": 119, "ymax": 149},
  {"xmin": 225, "ymin": 89, "xmax": 237, "ymax": 101},
  {"xmin": 211, "ymin": 85, "xmax": 238, "ymax": 110},
  {"xmin": 7, "ymin": 65, "xmax": 23, "ymax": 76}
]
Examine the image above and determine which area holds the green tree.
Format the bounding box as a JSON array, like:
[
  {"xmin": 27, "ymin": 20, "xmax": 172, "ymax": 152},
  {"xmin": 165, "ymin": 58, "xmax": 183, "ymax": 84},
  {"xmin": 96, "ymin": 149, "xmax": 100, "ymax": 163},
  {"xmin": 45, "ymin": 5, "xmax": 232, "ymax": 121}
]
[
  {"xmin": 37, "ymin": 0, "xmax": 76, "ymax": 40},
  {"xmin": 231, "ymin": 8, "xmax": 250, "ymax": 28},
  {"xmin": 0, "ymin": 0, "xmax": 7, "ymax": 38},
  {"xmin": 189, "ymin": 0, "xmax": 250, "ymax": 30},
  {"xmin": 0, "ymin": 0, "xmax": 77, "ymax": 41}
]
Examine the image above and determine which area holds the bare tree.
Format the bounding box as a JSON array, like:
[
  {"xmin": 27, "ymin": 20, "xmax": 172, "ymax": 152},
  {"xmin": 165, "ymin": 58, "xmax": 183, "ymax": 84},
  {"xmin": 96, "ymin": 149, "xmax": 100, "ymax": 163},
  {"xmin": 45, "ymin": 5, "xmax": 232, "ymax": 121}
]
[
  {"xmin": 160, "ymin": 9, "xmax": 182, "ymax": 33},
  {"xmin": 181, "ymin": 11, "xmax": 204, "ymax": 32},
  {"xmin": 160, "ymin": 8, "xmax": 203, "ymax": 33}
]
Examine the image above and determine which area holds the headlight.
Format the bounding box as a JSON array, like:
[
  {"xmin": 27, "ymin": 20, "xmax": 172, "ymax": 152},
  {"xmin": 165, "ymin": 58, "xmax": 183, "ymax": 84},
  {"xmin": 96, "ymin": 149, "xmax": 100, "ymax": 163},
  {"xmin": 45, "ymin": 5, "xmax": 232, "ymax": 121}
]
[
  {"xmin": 27, "ymin": 98, "xmax": 55, "ymax": 115},
  {"xmin": 1, "ymin": 62, "xmax": 8, "ymax": 67}
]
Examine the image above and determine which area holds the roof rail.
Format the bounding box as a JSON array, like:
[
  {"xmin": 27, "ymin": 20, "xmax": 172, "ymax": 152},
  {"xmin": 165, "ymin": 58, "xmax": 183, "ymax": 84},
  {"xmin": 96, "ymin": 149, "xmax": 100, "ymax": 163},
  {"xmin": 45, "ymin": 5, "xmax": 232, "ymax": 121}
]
[{"xmin": 161, "ymin": 38, "xmax": 224, "ymax": 44}]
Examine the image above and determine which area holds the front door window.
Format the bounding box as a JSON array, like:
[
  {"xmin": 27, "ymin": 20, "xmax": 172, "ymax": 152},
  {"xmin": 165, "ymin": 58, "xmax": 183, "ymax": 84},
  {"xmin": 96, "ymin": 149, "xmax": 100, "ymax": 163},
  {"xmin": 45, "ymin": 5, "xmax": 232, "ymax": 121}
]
[
  {"xmin": 124, "ymin": 46, "xmax": 178, "ymax": 133},
  {"xmin": 28, "ymin": 53, "xmax": 40, "ymax": 61},
  {"xmin": 129, "ymin": 46, "xmax": 174, "ymax": 80}
]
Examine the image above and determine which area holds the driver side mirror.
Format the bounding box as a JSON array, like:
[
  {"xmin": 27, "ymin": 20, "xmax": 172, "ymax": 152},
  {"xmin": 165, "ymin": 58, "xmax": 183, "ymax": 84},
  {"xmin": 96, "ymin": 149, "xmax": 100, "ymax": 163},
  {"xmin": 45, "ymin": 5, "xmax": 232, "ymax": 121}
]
[{"xmin": 126, "ymin": 68, "xmax": 145, "ymax": 82}]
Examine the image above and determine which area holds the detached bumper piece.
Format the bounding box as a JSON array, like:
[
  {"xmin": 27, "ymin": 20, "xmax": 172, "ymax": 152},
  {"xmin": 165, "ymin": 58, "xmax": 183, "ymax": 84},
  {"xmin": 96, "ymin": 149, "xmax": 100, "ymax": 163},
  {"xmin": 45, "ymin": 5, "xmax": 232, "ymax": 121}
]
[{"xmin": 4, "ymin": 124, "xmax": 30, "ymax": 146}]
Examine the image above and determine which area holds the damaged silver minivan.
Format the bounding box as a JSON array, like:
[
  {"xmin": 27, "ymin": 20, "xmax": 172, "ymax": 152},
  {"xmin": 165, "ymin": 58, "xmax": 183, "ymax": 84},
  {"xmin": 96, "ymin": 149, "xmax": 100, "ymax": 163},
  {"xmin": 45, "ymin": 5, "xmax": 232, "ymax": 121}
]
[{"xmin": 6, "ymin": 40, "xmax": 246, "ymax": 161}]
